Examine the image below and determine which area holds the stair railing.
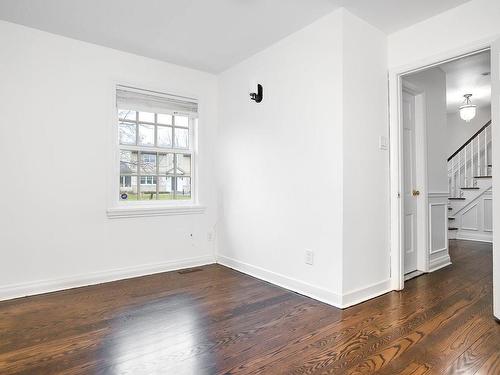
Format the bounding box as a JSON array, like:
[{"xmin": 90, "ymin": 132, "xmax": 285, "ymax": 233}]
[{"xmin": 447, "ymin": 120, "xmax": 491, "ymax": 198}]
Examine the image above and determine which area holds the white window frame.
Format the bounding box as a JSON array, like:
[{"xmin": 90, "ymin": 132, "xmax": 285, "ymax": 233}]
[{"xmin": 107, "ymin": 83, "xmax": 205, "ymax": 218}]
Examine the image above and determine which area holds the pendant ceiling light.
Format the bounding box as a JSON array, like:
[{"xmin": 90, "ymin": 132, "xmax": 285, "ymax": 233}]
[{"xmin": 459, "ymin": 94, "xmax": 477, "ymax": 122}]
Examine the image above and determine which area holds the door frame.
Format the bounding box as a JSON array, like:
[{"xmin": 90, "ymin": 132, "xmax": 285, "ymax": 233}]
[{"xmin": 389, "ymin": 39, "xmax": 494, "ymax": 291}]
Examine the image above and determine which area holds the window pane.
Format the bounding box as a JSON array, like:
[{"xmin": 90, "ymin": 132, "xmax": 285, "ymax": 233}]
[
  {"xmin": 119, "ymin": 175, "xmax": 138, "ymax": 201},
  {"xmin": 138, "ymin": 111, "xmax": 155, "ymax": 123},
  {"xmin": 139, "ymin": 177, "xmax": 157, "ymax": 200},
  {"xmin": 174, "ymin": 127, "xmax": 189, "ymax": 148},
  {"xmin": 119, "ymin": 122, "xmax": 136, "ymax": 145},
  {"xmin": 158, "ymin": 153, "xmax": 174, "ymax": 175},
  {"xmin": 158, "ymin": 113, "xmax": 172, "ymax": 125},
  {"xmin": 175, "ymin": 115, "xmax": 189, "ymax": 127},
  {"xmin": 157, "ymin": 126, "xmax": 172, "ymax": 148},
  {"xmin": 158, "ymin": 176, "xmax": 174, "ymax": 200},
  {"xmin": 176, "ymin": 154, "xmax": 191, "ymax": 175},
  {"xmin": 140, "ymin": 152, "xmax": 157, "ymax": 174},
  {"xmin": 175, "ymin": 177, "xmax": 191, "ymax": 200},
  {"xmin": 118, "ymin": 109, "xmax": 136, "ymax": 121},
  {"xmin": 120, "ymin": 151, "xmax": 138, "ymax": 174},
  {"xmin": 138, "ymin": 124, "xmax": 155, "ymax": 146}
]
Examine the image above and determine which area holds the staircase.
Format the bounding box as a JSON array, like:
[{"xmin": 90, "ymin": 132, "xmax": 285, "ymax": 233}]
[{"xmin": 447, "ymin": 121, "xmax": 492, "ymax": 242}]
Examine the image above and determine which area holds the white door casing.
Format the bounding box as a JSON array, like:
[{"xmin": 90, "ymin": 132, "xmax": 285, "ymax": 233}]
[
  {"xmin": 491, "ymin": 38, "xmax": 499, "ymax": 320},
  {"xmin": 390, "ymin": 43, "xmax": 494, "ymax": 293},
  {"xmin": 402, "ymin": 90, "xmax": 418, "ymax": 274}
]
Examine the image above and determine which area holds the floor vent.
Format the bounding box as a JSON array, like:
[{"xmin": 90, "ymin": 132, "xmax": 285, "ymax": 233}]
[{"xmin": 178, "ymin": 268, "xmax": 203, "ymax": 275}]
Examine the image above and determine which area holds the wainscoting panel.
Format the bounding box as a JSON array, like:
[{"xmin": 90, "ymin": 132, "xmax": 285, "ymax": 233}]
[
  {"xmin": 429, "ymin": 203, "xmax": 447, "ymax": 254},
  {"xmin": 428, "ymin": 193, "xmax": 451, "ymax": 272},
  {"xmin": 461, "ymin": 203, "xmax": 479, "ymax": 231},
  {"xmin": 454, "ymin": 190, "xmax": 493, "ymax": 243},
  {"xmin": 484, "ymin": 198, "xmax": 493, "ymax": 232}
]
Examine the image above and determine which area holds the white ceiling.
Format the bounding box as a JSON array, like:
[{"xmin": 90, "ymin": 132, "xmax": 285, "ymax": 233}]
[
  {"xmin": 0, "ymin": 0, "xmax": 471, "ymax": 73},
  {"xmin": 440, "ymin": 51, "xmax": 491, "ymax": 113}
]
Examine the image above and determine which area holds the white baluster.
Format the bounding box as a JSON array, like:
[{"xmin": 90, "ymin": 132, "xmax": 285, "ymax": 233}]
[
  {"xmin": 485, "ymin": 126, "xmax": 489, "ymax": 175},
  {"xmin": 479, "ymin": 129, "xmax": 483, "ymax": 176},
  {"xmin": 463, "ymin": 148, "xmax": 466, "ymax": 189},
  {"xmin": 481, "ymin": 129, "xmax": 485, "ymax": 175},
  {"xmin": 452, "ymin": 156, "xmax": 455, "ymax": 197},
  {"xmin": 457, "ymin": 151, "xmax": 462, "ymax": 192},
  {"xmin": 455, "ymin": 156, "xmax": 458, "ymax": 197},
  {"xmin": 477, "ymin": 136, "xmax": 480, "ymax": 177},
  {"xmin": 465, "ymin": 143, "xmax": 469, "ymax": 188},
  {"xmin": 458, "ymin": 150, "xmax": 465, "ymax": 191},
  {"xmin": 463, "ymin": 149, "xmax": 466, "ymax": 189},
  {"xmin": 448, "ymin": 161, "xmax": 452, "ymax": 197},
  {"xmin": 469, "ymin": 142, "xmax": 474, "ymax": 187}
]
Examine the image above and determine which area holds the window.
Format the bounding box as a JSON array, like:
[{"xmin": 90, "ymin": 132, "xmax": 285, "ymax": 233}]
[
  {"xmin": 120, "ymin": 176, "xmax": 132, "ymax": 187},
  {"xmin": 140, "ymin": 176, "xmax": 157, "ymax": 185},
  {"xmin": 116, "ymin": 86, "xmax": 197, "ymax": 203}
]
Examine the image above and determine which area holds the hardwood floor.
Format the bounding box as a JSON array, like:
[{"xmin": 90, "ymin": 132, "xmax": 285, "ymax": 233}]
[{"xmin": 1, "ymin": 240, "xmax": 499, "ymax": 374}]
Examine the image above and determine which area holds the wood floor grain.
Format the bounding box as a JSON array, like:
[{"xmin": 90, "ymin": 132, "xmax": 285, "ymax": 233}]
[{"xmin": 1, "ymin": 240, "xmax": 499, "ymax": 374}]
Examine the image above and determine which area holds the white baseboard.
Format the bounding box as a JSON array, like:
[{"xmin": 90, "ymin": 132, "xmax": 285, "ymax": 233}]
[
  {"xmin": 0, "ymin": 255, "xmax": 215, "ymax": 302},
  {"xmin": 455, "ymin": 235, "xmax": 493, "ymax": 243},
  {"xmin": 217, "ymin": 255, "xmax": 392, "ymax": 309},
  {"xmin": 428, "ymin": 253, "xmax": 452, "ymax": 272},
  {"xmin": 405, "ymin": 270, "xmax": 424, "ymax": 281},
  {"xmin": 341, "ymin": 278, "xmax": 392, "ymax": 308},
  {"xmin": 2, "ymin": 253, "xmax": 394, "ymax": 310},
  {"xmin": 217, "ymin": 255, "xmax": 342, "ymax": 308}
]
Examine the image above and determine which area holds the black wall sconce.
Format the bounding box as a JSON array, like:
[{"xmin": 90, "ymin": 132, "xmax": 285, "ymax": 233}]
[{"xmin": 249, "ymin": 81, "xmax": 263, "ymax": 103}]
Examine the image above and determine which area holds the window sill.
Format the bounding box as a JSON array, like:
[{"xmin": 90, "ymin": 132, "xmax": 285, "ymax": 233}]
[{"xmin": 107, "ymin": 204, "xmax": 206, "ymax": 219}]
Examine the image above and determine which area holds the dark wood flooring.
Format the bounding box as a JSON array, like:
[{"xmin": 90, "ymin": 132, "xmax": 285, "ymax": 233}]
[{"xmin": 1, "ymin": 240, "xmax": 499, "ymax": 374}]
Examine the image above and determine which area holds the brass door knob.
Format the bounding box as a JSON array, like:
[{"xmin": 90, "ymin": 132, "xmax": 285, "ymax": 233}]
[{"xmin": 412, "ymin": 190, "xmax": 420, "ymax": 196}]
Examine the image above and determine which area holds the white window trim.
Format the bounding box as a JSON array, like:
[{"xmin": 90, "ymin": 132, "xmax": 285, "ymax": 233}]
[
  {"xmin": 107, "ymin": 83, "xmax": 204, "ymax": 218},
  {"xmin": 107, "ymin": 205, "xmax": 206, "ymax": 219}
]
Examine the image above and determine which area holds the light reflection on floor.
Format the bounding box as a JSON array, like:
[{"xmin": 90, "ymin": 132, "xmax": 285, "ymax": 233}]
[{"xmin": 101, "ymin": 293, "xmax": 212, "ymax": 374}]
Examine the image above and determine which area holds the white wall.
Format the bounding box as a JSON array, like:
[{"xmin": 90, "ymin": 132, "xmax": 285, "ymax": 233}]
[
  {"xmin": 388, "ymin": 0, "xmax": 500, "ymax": 69},
  {"xmin": 217, "ymin": 9, "xmax": 390, "ymax": 307},
  {"xmin": 388, "ymin": 0, "xmax": 500, "ymax": 318},
  {"xmin": 447, "ymin": 106, "xmax": 491, "ymax": 157},
  {"xmin": 0, "ymin": 21, "xmax": 218, "ymax": 299},
  {"xmin": 341, "ymin": 11, "xmax": 390, "ymax": 300},
  {"xmin": 217, "ymin": 10, "xmax": 344, "ymax": 304}
]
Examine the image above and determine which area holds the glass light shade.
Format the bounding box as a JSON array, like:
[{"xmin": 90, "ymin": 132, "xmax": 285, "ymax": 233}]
[{"xmin": 459, "ymin": 104, "xmax": 477, "ymax": 122}]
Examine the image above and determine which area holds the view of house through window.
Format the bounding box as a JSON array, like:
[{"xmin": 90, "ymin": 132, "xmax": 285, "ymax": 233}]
[{"xmin": 118, "ymin": 106, "xmax": 194, "ymax": 202}]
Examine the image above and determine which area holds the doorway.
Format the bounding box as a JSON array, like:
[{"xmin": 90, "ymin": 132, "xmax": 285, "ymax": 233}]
[{"xmin": 389, "ymin": 45, "xmax": 496, "ymax": 310}]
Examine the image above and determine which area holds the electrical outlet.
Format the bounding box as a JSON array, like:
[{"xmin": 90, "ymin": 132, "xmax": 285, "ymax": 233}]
[
  {"xmin": 305, "ymin": 249, "xmax": 314, "ymax": 265},
  {"xmin": 207, "ymin": 232, "xmax": 213, "ymax": 241}
]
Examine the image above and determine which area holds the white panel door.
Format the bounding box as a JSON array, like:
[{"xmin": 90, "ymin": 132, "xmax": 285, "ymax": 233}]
[
  {"xmin": 491, "ymin": 38, "xmax": 500, "ymax": 320},
  {"xmin": 403, "ymin": 90, "xmax": 418, "ymax": 274}
]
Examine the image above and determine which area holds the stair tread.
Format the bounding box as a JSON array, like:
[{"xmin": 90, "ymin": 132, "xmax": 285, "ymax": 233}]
[
  {"xmin": 448, "ymin": 227, "xmax": 459, "ymax": 230},
  {"xmin": 448, "ymin": 207, "xmax": 453, "ymax": 210},
  {"xmin": 474, "ymin": 175, "xmax": 492, "ymax": 178},
  {"xmin": 461, "ymin": 187, "xmax": 480, "ymax": 190},
  {"xmin": 448, "ymin": 197, "xmax": 466, "ymax": 200}
]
